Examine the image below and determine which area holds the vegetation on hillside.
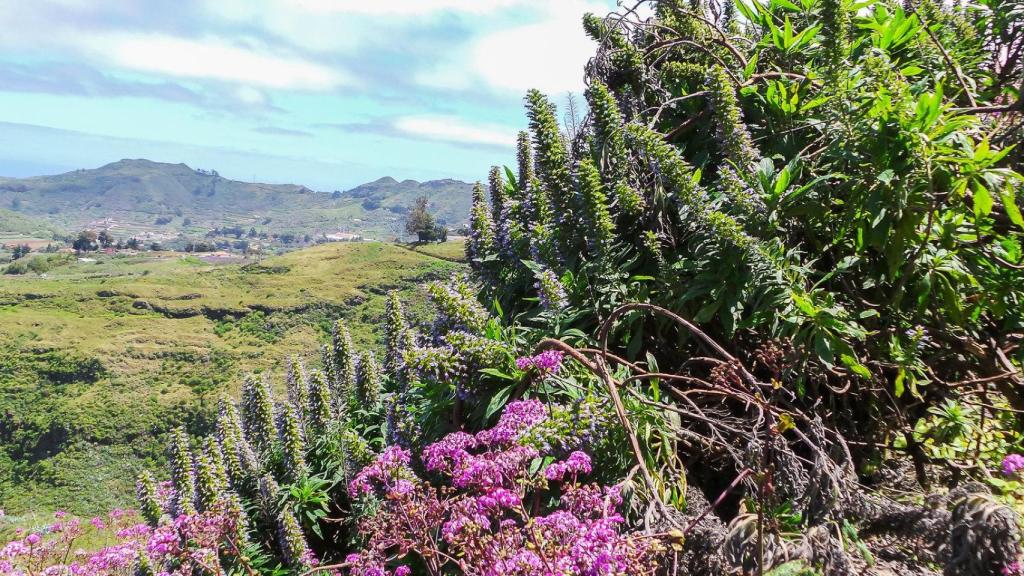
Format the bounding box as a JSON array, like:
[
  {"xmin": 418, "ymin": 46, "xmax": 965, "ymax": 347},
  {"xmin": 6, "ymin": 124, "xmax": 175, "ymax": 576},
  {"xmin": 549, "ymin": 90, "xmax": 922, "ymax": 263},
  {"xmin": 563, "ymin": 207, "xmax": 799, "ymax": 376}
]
[
  {"xmin": 2, "ymin": 0, "xmax": 1023, "ymax": 575},
  {"xmin": 0, "ymin": 243, "xmax": 462, "ymax": 515}
]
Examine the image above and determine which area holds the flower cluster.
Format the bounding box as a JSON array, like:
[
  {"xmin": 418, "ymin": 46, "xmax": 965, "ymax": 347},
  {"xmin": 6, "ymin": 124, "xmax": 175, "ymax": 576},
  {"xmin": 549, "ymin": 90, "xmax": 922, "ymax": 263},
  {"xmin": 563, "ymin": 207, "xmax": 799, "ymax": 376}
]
[
  {"xmin": 345, "ymin": 400, "xmax": 663, "ymax": 576},
  {"xmin": 0, "ymin": 507, "xmax": 248, "ymax": 576},
  {"xmin": 526, "ymin": 89, "xmax": 577, "ymax": 260},
  {"xmin": 285, "ymin": 355, "xmax": 309, "ymax": 418},
  {"xmin": 427, "ymin": 275, "xmax": 490, "ymax": 338},
  {"xmin": 348, "ymin": 446, "xmax": 415, "ymax": 498},
  {"xmin": 355, "ymin": 351, "xmax": 382, "ymax": 407},
  {"xmin": 467, "ymin": 182, "xmax": 496, "ymax": 269},
  {"xmin": 534, "ymin": 269, "xmax": 568, "ymax": 311},
  {"xmin": 383, "ymin": 293, "xmax": 412, "ymax": 376},
  {"xmin": 515, "ymin": 350, "xmax": 564, "ymax": 374},
  {"xmin": 1002, "ymin": 453, "xmax": 1024, "ymax": 477},
  {"xmin": 241, "ymin": 374, "xmax": 276, "ymax": 455},
  {"xmin": 332, "ymin": 320, "xmax": 357, "ymax": 396},
  {"xmin": 544, "ymin": 451, "xmax": 592, "ymax": 481},
  {"xmin": 577, "ymin": 158, "xmax": 616, "ymax": 260}
]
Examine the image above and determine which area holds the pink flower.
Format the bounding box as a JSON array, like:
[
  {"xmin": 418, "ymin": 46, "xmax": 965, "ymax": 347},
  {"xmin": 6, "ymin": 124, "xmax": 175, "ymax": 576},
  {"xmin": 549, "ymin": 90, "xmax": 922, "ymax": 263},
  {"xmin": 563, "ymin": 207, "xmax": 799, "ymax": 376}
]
[
  {"xmin": 533, "ymin": 350, "xmax": 564, "ymax": 372},
  {"xmin": 514, "ymin": 351, "xmax": 565, "ymax": 374},
  {"xmin": 1002, "ymin": 454, "xmax": 1024, "ymax": 476},
  {"xmin": 546, "ymin": 451, "xmax": 592, "ymax": 481},
  {"xmin": 25, "ymin": 534, "xmax": 40, "ymax": 546},
  {"xmin": 394, "ymin": 567, "xmax": 411, "ymax": 576}
]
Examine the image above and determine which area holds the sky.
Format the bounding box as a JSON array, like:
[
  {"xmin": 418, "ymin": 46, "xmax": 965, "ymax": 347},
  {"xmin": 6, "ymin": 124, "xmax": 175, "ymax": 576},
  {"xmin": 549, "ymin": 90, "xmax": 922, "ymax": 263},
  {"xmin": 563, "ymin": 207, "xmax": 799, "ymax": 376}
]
[{"xmin": 0, "ymin": 0, "xmax": 620, "ymax": 190}]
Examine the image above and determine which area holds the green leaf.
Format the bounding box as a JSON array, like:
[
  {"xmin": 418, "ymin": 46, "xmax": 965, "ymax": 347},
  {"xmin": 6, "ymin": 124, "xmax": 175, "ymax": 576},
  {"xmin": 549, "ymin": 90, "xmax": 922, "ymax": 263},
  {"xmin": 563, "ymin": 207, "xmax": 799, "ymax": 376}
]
[
  {"xmin": 894, "ymin": 368, "xmax": 906, "ymax": 398},
  {"xmin": 1000, "ymin": 188, "xmax": 1024, "ymax": 230},
  {"xmin": 841, "ymin": 354, "xmax": 871, "ymax": 378},
  {"xmin": 814, "ymin": 333, "xmax": 835, "ymax": 366},
  {"xmin": 479, "ymin": 368, "xmax": 514, "ymax": 380},
  {"xmin": 973, "ymin": 183, "xmax": 993, "ymax": 219},
  {"xmin": 791, "ymin": 292, "xmax": 817, "ymax": 317},
  {"xmin": 774, "ymin": 165, "xmax": 792, "ymax": 195},
  {"xmin": 484, "ymin": 384, "xmax": 517, "ymax": 420}
]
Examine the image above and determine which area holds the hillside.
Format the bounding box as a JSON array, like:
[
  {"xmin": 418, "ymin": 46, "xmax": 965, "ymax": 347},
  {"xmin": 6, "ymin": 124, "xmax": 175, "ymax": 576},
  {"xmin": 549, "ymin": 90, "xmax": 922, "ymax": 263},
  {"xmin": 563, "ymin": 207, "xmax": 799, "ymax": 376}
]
[
  {"xmin": 0, "ymin": 159, "xmax": 474, "ymax": 240},
  {"xmin": 0, "ymin": 241, "xmax": 466, "ymax": 514},
  {"xmin": 0, "ymin": 207, "xmax": 63, "ymax": 238}
]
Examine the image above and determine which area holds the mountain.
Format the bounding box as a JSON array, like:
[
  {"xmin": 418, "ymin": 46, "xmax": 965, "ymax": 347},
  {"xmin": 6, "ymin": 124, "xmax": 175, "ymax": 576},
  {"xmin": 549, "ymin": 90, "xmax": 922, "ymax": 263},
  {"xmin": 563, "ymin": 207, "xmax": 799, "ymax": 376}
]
[{"xmin": 0, "ymin": 159, "xmax": 474, "ymax": 240}]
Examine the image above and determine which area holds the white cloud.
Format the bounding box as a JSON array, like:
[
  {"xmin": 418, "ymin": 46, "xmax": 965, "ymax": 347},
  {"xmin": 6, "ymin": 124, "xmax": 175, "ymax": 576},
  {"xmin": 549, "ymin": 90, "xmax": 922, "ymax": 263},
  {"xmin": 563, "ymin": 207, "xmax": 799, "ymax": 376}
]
[
  {"xmin": 95, "ymin": 34, "xmax": 350, "ymax": 90},
  {"xmin": 393, "ymin": 115, "xmax": 517, "ymax": 148},
  {"xmin": 289, "ymin": 0, "xmax": 523, "ymax": 15},
  {"xmin": 234, "ymin": 86, "xmax": 268, "ymax": 105},
  {"xmin": 416, "ymin": 0, "xmax": 613, "ymax": 97},
  {"xmin": 201, "ymin": 0, "xmax": 524, "ymax": 54}
]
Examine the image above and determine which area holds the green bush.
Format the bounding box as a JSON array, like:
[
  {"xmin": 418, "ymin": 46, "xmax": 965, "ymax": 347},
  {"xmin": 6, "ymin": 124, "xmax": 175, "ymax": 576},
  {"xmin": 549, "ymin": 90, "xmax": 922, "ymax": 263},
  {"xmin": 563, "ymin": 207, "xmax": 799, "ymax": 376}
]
[{"xmin": 469, "ymin": 0, "xmax": 1024, "ymax": 441}]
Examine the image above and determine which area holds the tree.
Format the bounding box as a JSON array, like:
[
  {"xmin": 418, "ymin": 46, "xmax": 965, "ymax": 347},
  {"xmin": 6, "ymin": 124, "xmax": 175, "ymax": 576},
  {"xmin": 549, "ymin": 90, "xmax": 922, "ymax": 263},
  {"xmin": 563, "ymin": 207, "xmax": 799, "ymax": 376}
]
[
  {"xmin": 11, "ymin": 244, "xmax": 30, "ymax": 260},
  {"xmin": 404, "ymin": 196, "xmax": 438, "ymax": 242},
  {"xmin": 97, "ymin": 230, "xmax": 114, "ymax": 248},
  {"xmin": 72, "ymin": 230, "xmax": 98, "ymax": 253}
]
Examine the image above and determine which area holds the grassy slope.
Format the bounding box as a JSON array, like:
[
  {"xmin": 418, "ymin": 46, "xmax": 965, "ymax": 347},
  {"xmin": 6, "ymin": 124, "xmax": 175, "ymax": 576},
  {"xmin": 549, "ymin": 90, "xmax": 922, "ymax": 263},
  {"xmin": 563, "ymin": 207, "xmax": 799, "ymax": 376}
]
[
  {"xmin": 0, "ymin": 242, "xmax": 464, "ymax": 514},
  {"xmin": 0, "ymin": 208, "xmax": 63, "ymax": 240},
  {"xmin": 407, "ymin": 240, "xmax": 467, "ymax": 262}
]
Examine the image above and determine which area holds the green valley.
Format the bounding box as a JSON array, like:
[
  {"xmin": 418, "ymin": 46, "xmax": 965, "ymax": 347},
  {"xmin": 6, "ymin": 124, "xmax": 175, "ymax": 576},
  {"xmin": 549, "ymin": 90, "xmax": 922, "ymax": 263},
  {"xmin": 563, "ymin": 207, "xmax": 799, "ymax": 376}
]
[{"xmin": 0, "ymin": 242, "xmax": 465, "ymax": 514}]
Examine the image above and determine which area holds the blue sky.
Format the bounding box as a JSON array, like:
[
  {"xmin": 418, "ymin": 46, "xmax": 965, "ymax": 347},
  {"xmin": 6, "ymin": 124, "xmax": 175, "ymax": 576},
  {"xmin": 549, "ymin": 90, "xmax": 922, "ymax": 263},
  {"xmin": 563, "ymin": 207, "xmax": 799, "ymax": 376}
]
[{"xmin": 0, "ymin": 0, "xmax": 618, "ymax": 190}]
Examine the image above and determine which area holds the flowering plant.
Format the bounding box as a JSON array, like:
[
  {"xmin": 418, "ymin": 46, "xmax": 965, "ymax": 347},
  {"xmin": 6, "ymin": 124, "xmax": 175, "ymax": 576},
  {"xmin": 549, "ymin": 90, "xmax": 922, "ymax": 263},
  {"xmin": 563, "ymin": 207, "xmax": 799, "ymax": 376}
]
[
  {"xmin": 0, "ymin": 506, "xmax": 249, "ymax": 576},
  {"xmin": 345, "ymin": 400, "xmax": 663, "ymax": 576}
]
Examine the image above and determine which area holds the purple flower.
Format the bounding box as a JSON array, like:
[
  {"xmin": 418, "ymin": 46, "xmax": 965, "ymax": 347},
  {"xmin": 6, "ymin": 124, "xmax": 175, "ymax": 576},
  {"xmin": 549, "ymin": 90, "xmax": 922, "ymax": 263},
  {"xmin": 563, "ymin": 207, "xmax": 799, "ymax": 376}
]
[
  {"xmin": 422, "ymin": 432, "xmax": 477, "ymax": 472},
  {"xmin": 348, "ymin": 446, "xmax": 413, "ymax": 498},
  {"xmin": 534, "ymin": 350, "xmax": 564, "ymax": 372},
  {"xmin": 394, "ymin": 567, "xmax": 412, "ymax": 576},
  {"xmin": 546, "ymin": 451, "xmax": 592, "ymax": 481},
  {"xmin": 565, "ymin": 451, "xmax": 592, "ymax": 474},
  {"xmin": 1003, "ymin": 562, "xmax": 1023, "ymax": 575},
  {"xmin": 534, "ymin": 269, "xmax": 568, "ymax": 311},
  {"xmin": 514, "ymin": 350, "xmax": 565, "ymax": 375},
  {"xmin": 1002, "ymin": 453, "xmax": 1024, "ymax": 476},
  {"xmin": 25, "ymin": 534, "xmax": 40, "ymax": 546},
  {"xmin": 475, "ymin": 400, "xmax": 548, "ymax": 445}
]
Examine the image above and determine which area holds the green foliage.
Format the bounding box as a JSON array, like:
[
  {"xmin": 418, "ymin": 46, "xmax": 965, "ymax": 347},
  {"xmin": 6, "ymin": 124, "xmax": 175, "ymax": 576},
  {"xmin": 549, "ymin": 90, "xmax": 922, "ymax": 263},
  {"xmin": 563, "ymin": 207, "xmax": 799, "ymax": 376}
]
[
  {"xmin": 404, "ymin": 195, "xmax": 447, "ymax": 242},
  {"xmin": 466, "ymin": 0, "xmax": 1024, "ymax": 470},
  {"xmin": 214, "ymin": 311, "xmax": 283, "ymax": 343}
]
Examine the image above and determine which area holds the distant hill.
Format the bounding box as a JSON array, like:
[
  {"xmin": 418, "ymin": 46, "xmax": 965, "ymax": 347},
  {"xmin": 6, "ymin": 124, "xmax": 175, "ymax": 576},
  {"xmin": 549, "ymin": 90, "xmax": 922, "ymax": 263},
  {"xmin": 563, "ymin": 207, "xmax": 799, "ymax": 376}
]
[{"xmin": 0, "ymin": 159, "xmax": 473, "ymax": 240}]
